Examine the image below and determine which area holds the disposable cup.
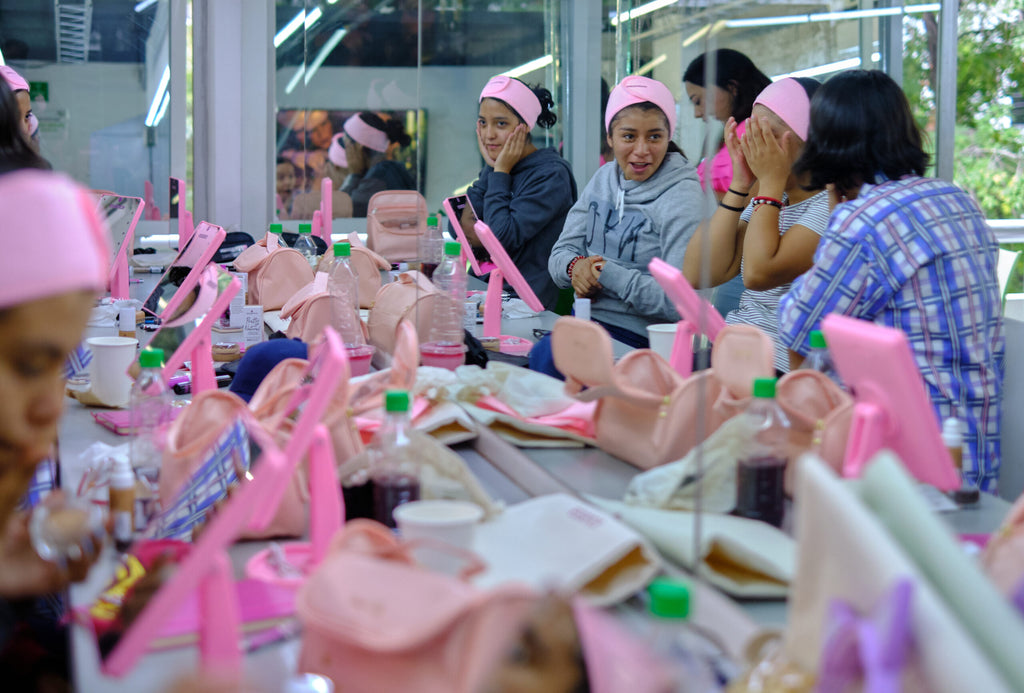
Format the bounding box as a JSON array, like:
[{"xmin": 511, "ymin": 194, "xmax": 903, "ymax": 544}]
[
  {"xmin": 646, "ymin": 323, "xmax": 678, "ymax": 362},
  {"xmin": 419, "ymin": 342, "xmax": 466, "ymax": 371},
  {"xmin": 87, "ymin": 336, "xmax": 138, "ymax": 407},
  {"xmin": 345, "ymin": 344, "xmax": 376, "ymax": 376},
  {"xmin": 394, "ymin": 500, "xmax": 484, "ymax": 574}
]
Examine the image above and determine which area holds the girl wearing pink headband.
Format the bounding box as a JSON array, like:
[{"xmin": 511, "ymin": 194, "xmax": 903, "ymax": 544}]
[
  {"xmin": 683, "ymin": 76, "xmax": 828, "ymax": 373},
  {"xmin": 457, "ymin": 75, "xmax": 575, "ymax": 311},
  {"xmin": 548, "ymin": 75, "xmax": 704, "ymax": 348},
  {"xmin": 0, "ymin": 79, "xmax": 47, "ymax": 174},
  {"xmin": 0, "ymin": 65, "xmax": 35, "ymax": 147},
  {"xmin": 286, "ymin": 134, "xmax": 357, "ymax": 220},
  {"xmin": 338, "ymin": 111, "xmax": 415, "ymax": 217}
]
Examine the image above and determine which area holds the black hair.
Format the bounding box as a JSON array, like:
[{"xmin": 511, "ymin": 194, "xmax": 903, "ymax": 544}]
[
  {"xmin": 483, "ymin": 78, "xmax": 559, "ymax": 130},
  {"xmin": 0, "ymin": 79, "xmax": 49, "ymax": 174},
  {"xmin": 792, "ymin": 69, "xmax": 928, "ymax": 194},
  {"xmin": 607, "ymin": 102, "xmax": 686, "ymax": 157},
  {"xmin": 357, "ymin": 111, "xmax": 412, "ymax": 149},
  {"xmin": 683, "ymin": 48, "xmax": 772, "ymax": 122},
  {"xmin": 275, "ymin": 157, "xmax": 299, "ymax": 172}
]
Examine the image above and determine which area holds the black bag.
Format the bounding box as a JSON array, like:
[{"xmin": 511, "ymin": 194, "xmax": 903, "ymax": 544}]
[
  {"xmin": 463, "ymin": 331, "xmax": 530, "ymax": 368},
  {"xmin": 281, "ymin": 232, "xmax": 328, "ymax": 255}
]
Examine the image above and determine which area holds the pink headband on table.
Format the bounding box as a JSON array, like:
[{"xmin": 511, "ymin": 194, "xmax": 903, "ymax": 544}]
[
  {"xmin": 753, "ymin": 77, "xmax": 811, "ymax": 140},
  {"xmin": 327, "ymin": 132, "xmax": 348, "ymax": 168},
  {"xmin": 343, "ymin": 113, "xmax": 389, "ymax": 153},
  {"xmin": 0, "ymin": 170, "xmax": 109, "ymax": 308},
  {"xmin": 605, "ymin": 75, "xmax": 677, "ymax": 138},
  {"xmin": 572, "ymin": 599, "xmax": 675, "ymax": 693},
  {"xmin": 479, "ymin": 75, "xmax": 542, "ymax": 130},
  {"xmin": 0, "ymin": 65, "xmax": 29, "ymax": 92}
]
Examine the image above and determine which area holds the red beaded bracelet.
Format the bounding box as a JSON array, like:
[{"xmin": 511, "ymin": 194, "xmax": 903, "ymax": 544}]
[
  {"xmin": 567, "ymin": 255, "xmax": 586, "ymax": 278},
  {"xmin": 751, "ymin": 195, "xmax": 784, "ymax": 210}
]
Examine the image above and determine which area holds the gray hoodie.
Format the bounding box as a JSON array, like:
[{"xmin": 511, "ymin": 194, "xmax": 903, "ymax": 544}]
[{"xmin": 548, "ymin": 152, "xmax": 704, "ymax": 338}]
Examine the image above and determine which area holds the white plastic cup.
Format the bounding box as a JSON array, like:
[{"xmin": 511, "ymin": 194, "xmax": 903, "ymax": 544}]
[
  {"xmin": 393, "ymin": 500, "xmax": 484, "ymax": 575},
  {"xmin": 646, "ymin": 323, "xmax": 678, "ymax": 361},
  {"xmin": 86, "ymin": 336, "xmax": 139, "ymax": 407}
]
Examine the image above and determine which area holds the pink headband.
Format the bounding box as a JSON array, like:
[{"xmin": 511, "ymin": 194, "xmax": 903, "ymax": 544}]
[
  {"xmin": 573, "ymin": 599, "xmax": 675, "ymax": 693},
  {"xmin": 327, "ymin": 132, "xmax": 348, "ymax": 168},
  {"xmin": 753, "ymin": 77, "xmax": 811, "ymax": 140},
  {"xmin": 605, "ymin": 75, "xmax": 677, "ymax": 138},
  {"xmin": 479, "ymin": 76, "xmax": 542, "ymax": 130},
  {"xmin": 343, "ymin": 114, "xmax": 389, "ymax": 153},
  {"xmin": 0, "ymin": 170, "xmax": 109, "ymax": 308},
  {"xmin": 0, "ymin": 65, "xmax": 29, "ymax": 92}
]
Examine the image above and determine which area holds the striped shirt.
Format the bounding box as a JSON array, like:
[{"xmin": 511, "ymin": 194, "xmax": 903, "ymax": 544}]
[
  {"xmin": 778, "ymin": 177, "xmax": 1004, "ymax": 490},
  {"xmin": 726, "ymin": 190, "xmax": 831, "ymax": 372}
]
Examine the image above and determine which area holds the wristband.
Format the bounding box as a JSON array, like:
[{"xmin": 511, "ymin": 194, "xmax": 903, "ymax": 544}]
[
  {"xmin": 567, "ymin": 255, "xmax": 586, "ymax": 278},
  {"xmin": 719, "ymin": 201, "xmax": 745, "ymax": 213},
  {"xmin": 727, "ymin": 187, "xmax": 750, "ymax": 197},
  {"xmin": 751, "ymin": 196, "xmax": 784, "ymax": 210}
]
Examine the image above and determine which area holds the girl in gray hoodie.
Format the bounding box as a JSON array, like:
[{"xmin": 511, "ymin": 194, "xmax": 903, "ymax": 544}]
[{"xmin": 549, "ymin": 76, "xmax": 704, "ymax": 347}]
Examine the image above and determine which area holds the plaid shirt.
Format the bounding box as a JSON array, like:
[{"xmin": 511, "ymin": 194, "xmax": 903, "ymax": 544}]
[{"xmin": 779, "ymin": 176, "xmax": 1004, "ymax": 490}]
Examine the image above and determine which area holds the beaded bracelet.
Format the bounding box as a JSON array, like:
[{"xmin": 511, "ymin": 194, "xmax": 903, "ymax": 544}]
[
  {"xmin": 751, "ymin": 195, "xmax": 784, "ymax": 210},
  {"xmin": 719, "ymin": 201, "xmax": 745, "ymax": 213},
  {"xmin": 567, "ymin": 255, "xmax": 586, "ymax": 278},
  {"xmin": 727, "ymin": 187, "xmax": 750, "ymax": 197}
]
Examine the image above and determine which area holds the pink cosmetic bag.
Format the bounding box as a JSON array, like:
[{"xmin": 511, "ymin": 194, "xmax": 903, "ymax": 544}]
[
  {"xmin": 281, "ymin": 272, "xmax": 332, "ymax": 343},
  {"xmin": 297, "ymin": 519, "xmax": 537, "ymax": 693},
  {"xmin": 365, "ymin": 190, "xmax": 428, "ymax": 263},
  {"xmin": 234, "ymin": 234, "xmax": 314, "ymax": 310},
  {"xmin": 348, "ymin": 232, "xmax": 390, "ymax": 308},
  {"xmin": 368, "ymin": 270, "xmax": 444, "ymax": 356}
]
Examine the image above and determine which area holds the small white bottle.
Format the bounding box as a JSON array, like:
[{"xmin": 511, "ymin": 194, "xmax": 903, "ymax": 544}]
[{"xmin": 943, "ymin": 417, "xmax": 979, "ymax": 506}]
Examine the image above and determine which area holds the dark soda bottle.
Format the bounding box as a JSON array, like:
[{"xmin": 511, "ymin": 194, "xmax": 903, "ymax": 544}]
[
  {"xmin": 370, "ymin": 390, "xmax": 420, "ymax": 528},
  {"xmin": 734, "ymin": 377, "xmax": 790, "ymax": 528}
]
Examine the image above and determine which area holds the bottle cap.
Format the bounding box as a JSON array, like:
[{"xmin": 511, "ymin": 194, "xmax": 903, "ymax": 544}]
[
  {"xmin": 139, "ymin": 348, "xmax": 164, "ymax": 369},
  {"xmin": 298, "ymin": 222, "xmax": 312, "ymax": 234},
  {"xmin": 647, "ymin": 576, "xmax": 691, "ymax": 619},
  {"xmin": 809, "ymin": 330, "xmax": 827, "ymax": 350},
  {"xmin": 268, "ymin": 223, "xmax": 283, "ymax": 234},
  {"xmin": 941, "ymin": 417, "xmax": 963, "ymax": 447},
  {"xmin": 111, "ymin": 454, "xmax": 135, "ymax": 489},
  {"xmin": 384, "ymin": 389, "xmax": 411, "ymax": 413},
  {"xmin": 752, "ymin": 377, "xmax": 777, "ymax": 398},
  {"xmin": 333, "ymin": 241, "xmax": 351, "ymax": 257},
  {"xmin": 427, "ymin": 214, "xmax": 438, "ymax": 227},
  {"xmin": 444, "ymin": 240, "xmax": 461, "ymax": 256}
]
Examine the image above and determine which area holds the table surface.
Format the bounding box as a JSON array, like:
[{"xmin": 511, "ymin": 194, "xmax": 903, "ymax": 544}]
[{"xmin": 63, "ymin": 269, "xmax": 1012, "ymax": 691}]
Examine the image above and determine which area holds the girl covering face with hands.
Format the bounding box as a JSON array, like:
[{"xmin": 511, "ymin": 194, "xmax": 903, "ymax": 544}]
[{"xmin": 457, "ymin": 75, "xmax": 577, "ymax": 311}]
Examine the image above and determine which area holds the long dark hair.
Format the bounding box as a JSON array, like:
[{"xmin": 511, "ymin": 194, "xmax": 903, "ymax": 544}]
[
  {"xmin": 357, "ymin": 111, "xmax": 412, "ymax": 149},
  {"xmin": 485, "ymin": 78, "xmax": 559, "ymax": 130},
  {"xmin": 608, "ymin": 102, "xmax": 685, "ymax": 157},
  {"xmin": 684, "ymin": 48, "xmax": 771, "ymax": 123},
  {"xmin": 0, "ymin": 79, "xmax": 48, "ymax": 174},
  {"xmin": 792, "ymin": 69, "xmax": 928, "ymax": 194}
]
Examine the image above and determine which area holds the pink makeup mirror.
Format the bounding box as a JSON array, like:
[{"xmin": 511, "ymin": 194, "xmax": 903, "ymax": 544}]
[
  {"xmin": 473, "ymin": 219, "xmax": 542, "ymax": 355},
  {"xmin": 315, "ymin": 176, "xmax": 333, "ymax": 244},
  {"xmin": 94, "ymin": 194, "xmax": 145, "ymax": 301},
  {"xmin": 148, "ymin": 264, "xmax": 241, "ymax": 395},
  {"xmin": 99, "ymin": 329, "xmax": 348, "ymax": 678},
  {"xmin": 170, "ymin": 177, "xmax": 193, "ymax": 249},
  {"xmin": 649, "ymin": 258, "xmax": 727, "ymax": 376},
  {"xmin": 821, "ymin": 313, "xmax": 959, "ymax": 490},
  {"xmin": 142, "ymin": 221, "xmax": 227, "ymax": 320},
  {"xmin": 442, "ymin": 194, "xmax": 484, "ymax": 275}
]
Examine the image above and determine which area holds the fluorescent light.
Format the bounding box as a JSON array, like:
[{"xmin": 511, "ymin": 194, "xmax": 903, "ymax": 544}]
[
  {"xmin": 610, "ymin": 0, "xmax": 678, "ymax": 27},
  {"xmin": 773, "ymin": 57, "xmax": 862, "ymax": 80},
  {"xmin": 727, "ymin": 3, "xmax": 944, "ymax": 29},
  {"xmin": 304, "ymin": 7, "xmax": 323, "ymax": 31},
  {"xmin": 500, "ymin": 54, "xmax": 553, "ymax": 79},
  {"xmin": 285, "ymin": 65, "xmax": 306, "ymax": 95},
  {"xmin": 635, "ymin": 54, "xmax": 667, "ymax": 76},
  {"xmin": 144, "ymin": 64, "xmax": 170, "ymax": 127},
  {"xmin": 274, "ymin": 10, "xmax": 306, "ymax": 48},
  {"xmin": 134, "ymin": 0, "xmax": 158, "ymax": 12},
  {"xmin": 151, "ymin": 91, "xmax": 170, "ymax": 127},
  {"xmin": 0, "ymin": 47, "xmax": 5, "ymax": 66},
  {"xmin": 304, "ymin": 29, "xmax": 347, "ymax": 85}
]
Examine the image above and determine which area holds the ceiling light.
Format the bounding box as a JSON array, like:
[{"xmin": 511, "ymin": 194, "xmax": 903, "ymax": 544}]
[
  {"xmin": 134, "ymin": 0, "xmax": 158, "ymax": 12},
  {"xmin": 304, "ymin": 29, "xmax": 347, "ymax": 86},
  {"xmin": 610, "ymin": 0, "xmax": 678, "ymax": 28},
  {"xmin": 274, "ymin": 10, "xmax": 306, "ymax": 48},
  {"xmin": 144, "ymin": 64, "xmax": 170, "ymax": 127},
  {"xmin": 500, "ymin": 54, "xmax": 553, "ymax": 79}
]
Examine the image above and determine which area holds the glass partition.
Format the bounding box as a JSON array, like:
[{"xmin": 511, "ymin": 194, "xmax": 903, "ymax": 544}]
[{"xmin": 0, "ymin": 0, "xmax": 173, "ymax": 215}]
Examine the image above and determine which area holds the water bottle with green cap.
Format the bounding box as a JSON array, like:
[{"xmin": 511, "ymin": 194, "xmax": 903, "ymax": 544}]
[
  {"xmin": 799, "ymin": 329, "xmax": 844, "ymax": 389},
  {"xmin": 421, "ymin": 240, "xmax": 468, "ymax": 369},
  {"xmin": 268, "ymin": 222, "xmax": 283, "ymax": 235},
  {"xmin": 418, "ymin": 213, "xmax": 444, "ymax": 280},
  {"xmin": 735, "ymin": 377, "xmax": 790, "ymax": 528},
  {"xmin": 327, "ymin": 240, "xmax": 364, "ymax": 347},
  {"xmin": 130, "ymin": 347, "xmax": 172, "ymax": 531},
  {"xmin": 293, "ymin": 222, "xmax": 319, "ymax": 269},
  {"xmin": 370, "ymin": 389, "xmax": 420, "ymax": 528},
  {"xmin": 645, "ymin": 576, "xmax": 729, "ymax": 691}
]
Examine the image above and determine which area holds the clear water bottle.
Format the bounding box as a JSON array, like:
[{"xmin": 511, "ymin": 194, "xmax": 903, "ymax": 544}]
[
  {"xmin": 268, "ymin": 222, "xmax": 283, "ymax": 237},
  {"xmin": 418, "ymin": 213, "xmax": 444, "ymax": 280},
  {"xmin": 130, "ymin": 347, "xmax": 173, "ymax": 531},
  {"xmin": 293, "ymin": 222, "xmax": 319, "ymax": 269},
  {"xmin": 645, "ymin": 577, "xmax": 725, "ymax": 692},
  {"xmin": 371, "ymin": 390, "xmax": 420, "ymax": 528},
  {"xmin": 734, "ymin": 377, "xmax": 790, "ymax": 528},
  {"xmin": 422, "ymin": 241, "xmax": 468, "ymax": 369},
  {"xmin": 800, "ymin": 329, "xmax": 844, "ymax": 388},
  {"xmin": 327, "ymin": 241, "xmax": 365, "ymax": 347}
]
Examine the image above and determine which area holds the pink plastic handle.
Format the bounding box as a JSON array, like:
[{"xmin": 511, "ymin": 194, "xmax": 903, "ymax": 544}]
[
  {"xmin": 473, "ymin": 220, "xmax": 543, "ymax": 312},
  {"xmin": 180, "ymin": 209, "xmax": 194, "ymax": 250},
  {"xmin": 483, "ymin": 269, "xmax": 504, "ymax": 338},
  {"xmin": 669, "ymin": 320, "xmax": 696, "ymax": 377},
  {"xmin": 109, "ymin": 197, "xmax": 145, "ymax": 301},
  {"xmin": 648, "ymin": 257, "xmax": 726, "ymax": 341},
  {"xmin": 442, "ymin": 195, "xmax": 483, "ymax": 275},
  {"xmin": 312, "ymin": 210, "xmax": 322, "ymax": 244},
  {"xmin": 308, "ymin": 424, "xmax": 341, "ymax": 566},
  {"xmin": 198, "ymin": 552, "xmax": 242, "ymax": 675},
  {"xmin": 318, "ymin": 177, "xmax": 333, "ymax": 243}
]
